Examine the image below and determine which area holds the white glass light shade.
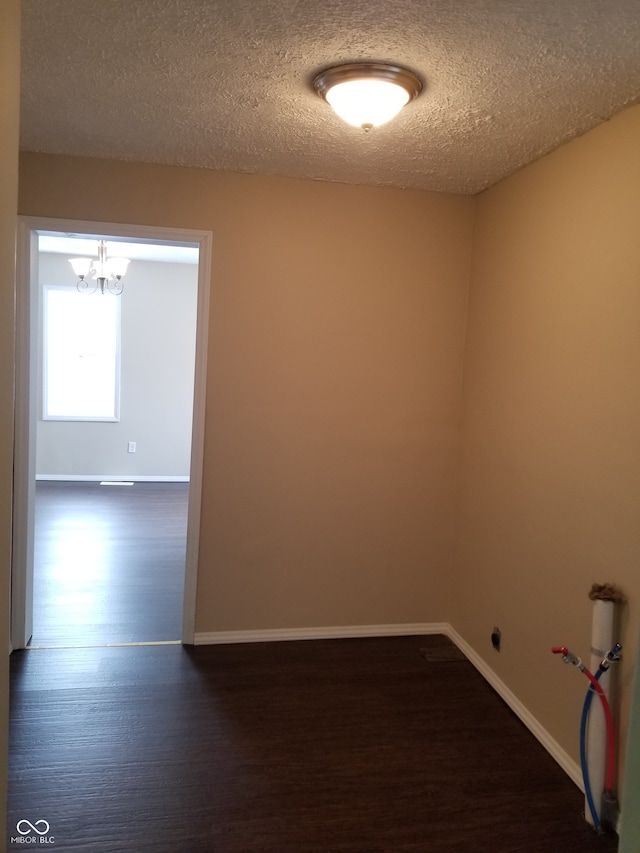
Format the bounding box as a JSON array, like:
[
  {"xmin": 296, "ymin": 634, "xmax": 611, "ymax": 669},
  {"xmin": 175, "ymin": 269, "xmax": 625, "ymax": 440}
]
[
  {"xmin": 325, "ymin": 79, "xmax": 410, "ymax": 128},
  {"xmin": 107, "ymin": 257, "xmax": 130, "ymax": 278},
  {"xmin": 313, "ymin": 62, "xmax": 422, "ymax": 130},
  {"xmin": 69, "ymin": 257, "xmax": 92, "ymax": 278}
]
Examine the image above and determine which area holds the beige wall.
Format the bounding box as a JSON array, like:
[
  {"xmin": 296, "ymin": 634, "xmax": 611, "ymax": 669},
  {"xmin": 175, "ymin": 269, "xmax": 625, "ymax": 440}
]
[
  {"xmin": 18, "ymin": 156, "xmax": 474, "ymax": 632},
  {"xmin": 1, "ymin": 1, "xmax": 20, "ymax": 848},
  {"xmin": 452, "ymin": 105, "xmax": 640, "ymax": 780}
]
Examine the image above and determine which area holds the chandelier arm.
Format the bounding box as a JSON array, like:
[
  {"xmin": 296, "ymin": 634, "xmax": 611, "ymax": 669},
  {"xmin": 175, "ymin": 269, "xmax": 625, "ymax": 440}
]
[
  {"xmin": 77, "ymin": 278, "xmax": 98, "ymax": 295},
  {"xmin": 106, "ymin": 278, "xmax": 124, "ymax": 296}
]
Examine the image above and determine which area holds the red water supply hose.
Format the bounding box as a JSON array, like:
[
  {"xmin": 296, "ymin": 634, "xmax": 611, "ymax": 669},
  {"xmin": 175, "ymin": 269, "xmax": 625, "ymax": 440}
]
[
  {"xmin": 580, "ymin": 667, "xmax": 616, "ymax": 790},
  {"xmin": 551, "ymin": 645, "xmax": 616, "ymax": 791}
]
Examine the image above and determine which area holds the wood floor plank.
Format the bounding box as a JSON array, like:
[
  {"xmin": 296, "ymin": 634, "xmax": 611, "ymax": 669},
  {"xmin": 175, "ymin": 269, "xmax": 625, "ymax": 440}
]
[
  {"xmin": 8, "ymin": 636, "xmax": 619, "ymax": 852},
  {"xmin": 31, "ymin": 481, "xmax": 188, "ymax": 647}
]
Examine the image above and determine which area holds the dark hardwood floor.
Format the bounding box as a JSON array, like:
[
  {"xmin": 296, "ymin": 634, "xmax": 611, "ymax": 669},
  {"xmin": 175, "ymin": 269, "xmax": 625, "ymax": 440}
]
[
  {"xmin": 9, "ymin": 635, "xmax": 618, "ymax": 852},
  {"xmin": 31, "ymin": 481, "xmax": 188, "ymax": 647}
]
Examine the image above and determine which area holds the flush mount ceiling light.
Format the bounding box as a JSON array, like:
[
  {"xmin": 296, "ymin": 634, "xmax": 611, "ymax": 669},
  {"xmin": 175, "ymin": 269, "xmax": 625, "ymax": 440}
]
[{"xmin": 313, "ymin": 62, "xmax": 422, "ymax": 130}]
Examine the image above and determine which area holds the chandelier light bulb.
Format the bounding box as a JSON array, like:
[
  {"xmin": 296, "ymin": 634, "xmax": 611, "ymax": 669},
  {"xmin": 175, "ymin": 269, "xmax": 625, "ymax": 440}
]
[
  {"xmin": 107, "ymin": 257, "xmax": 131, "ymax": 279},
  {"xmin": 69, "ymin": 257, "xmax": 92, "ymax": 279}
]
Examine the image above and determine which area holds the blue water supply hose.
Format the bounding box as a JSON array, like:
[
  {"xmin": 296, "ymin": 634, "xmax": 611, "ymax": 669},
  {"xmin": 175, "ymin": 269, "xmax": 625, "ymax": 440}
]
[
  {"xmin": 580, "ymin": 671, "xmax": 602, "ymax": 830},
  {"xmin": 579, "ymin": 642, "xmax": 622, "ymax": 831}
]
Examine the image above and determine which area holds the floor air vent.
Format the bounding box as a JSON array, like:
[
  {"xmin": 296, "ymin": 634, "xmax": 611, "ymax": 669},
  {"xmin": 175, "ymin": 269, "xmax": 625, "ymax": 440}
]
[{"xmin": 419, "ymin": 645, "xmax": 467, "ymax": 662}]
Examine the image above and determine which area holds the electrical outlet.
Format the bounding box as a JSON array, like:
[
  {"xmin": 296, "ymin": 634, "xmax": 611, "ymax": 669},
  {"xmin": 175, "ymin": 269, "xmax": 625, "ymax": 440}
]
[
  {"xmin": 127, "ymin": 441, "xmax": 136, "ymax": 453},
  {"xmin": 491, "ymin": 627, "xmax": 501, "ymax": 652}
]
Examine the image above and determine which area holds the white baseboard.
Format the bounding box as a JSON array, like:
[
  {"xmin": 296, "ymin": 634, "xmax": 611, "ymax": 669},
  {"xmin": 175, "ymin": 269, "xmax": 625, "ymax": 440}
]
[
  {"xmin": 36, "ymin": 475, "xmax": 190, "ymax": 482},
  {"xmin": 194, "ymin": 622, "xmax": 449, "ymax": 645},
  {"xmin": 445, "ymin": 625, "xmax": 583, "ymax": 791},
  {"xmin": 194, "ymin": 619, "xmax": 582, "ymax": 793}
]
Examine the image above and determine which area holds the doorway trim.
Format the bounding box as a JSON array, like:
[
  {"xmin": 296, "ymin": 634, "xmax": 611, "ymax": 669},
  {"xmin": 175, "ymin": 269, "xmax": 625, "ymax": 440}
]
[{"xmin": 12, "ymin": 216, "xmax": 212, "ymax": 648}]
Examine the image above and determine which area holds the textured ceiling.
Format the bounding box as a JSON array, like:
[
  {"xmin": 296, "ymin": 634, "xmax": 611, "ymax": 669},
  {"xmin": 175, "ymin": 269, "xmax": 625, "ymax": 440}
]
[{"xmin": 20, "ymin": 0, "xmax": 640, "ymax": 194}]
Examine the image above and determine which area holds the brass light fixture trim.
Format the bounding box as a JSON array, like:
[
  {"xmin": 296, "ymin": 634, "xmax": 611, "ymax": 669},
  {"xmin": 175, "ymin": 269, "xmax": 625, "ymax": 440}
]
[
  {"xmin": 313, "ymin": 62, "xmax": 422, "ymax": 100},
  {"xmin": 313, "ymin": 62, "xmax": 423, "ymax": 129}
]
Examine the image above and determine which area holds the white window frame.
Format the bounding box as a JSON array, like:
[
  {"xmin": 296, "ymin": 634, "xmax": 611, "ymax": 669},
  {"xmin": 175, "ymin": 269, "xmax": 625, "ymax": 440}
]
[{"xmin": 42, "ymin": 284, "xmax": 121, "ymax": 422}]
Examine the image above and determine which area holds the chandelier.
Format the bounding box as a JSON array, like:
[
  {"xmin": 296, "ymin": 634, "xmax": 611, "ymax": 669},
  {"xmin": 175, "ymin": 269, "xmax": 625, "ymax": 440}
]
[{"xmin": 69, "ymin": 240, "xmax": 131, "ymax": 295}]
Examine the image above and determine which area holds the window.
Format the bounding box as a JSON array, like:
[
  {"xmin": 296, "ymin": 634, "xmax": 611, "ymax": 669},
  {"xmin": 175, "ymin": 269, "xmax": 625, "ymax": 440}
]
[{"xmin": 43, "ymin": 286, "xmax": 121, "ymax": 421}]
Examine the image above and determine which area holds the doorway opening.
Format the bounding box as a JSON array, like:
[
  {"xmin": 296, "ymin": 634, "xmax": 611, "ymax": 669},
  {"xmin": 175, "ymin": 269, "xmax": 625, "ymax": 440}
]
[{"xmin": 12, "ymin": 217, "xmax": 212, "ymax": 649}]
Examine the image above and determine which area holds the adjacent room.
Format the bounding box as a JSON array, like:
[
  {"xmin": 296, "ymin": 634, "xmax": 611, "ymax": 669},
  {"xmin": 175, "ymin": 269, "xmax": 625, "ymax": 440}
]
[
  {"xmin": 2, "ymin": 1, "xmax": 640, "ymax": 851},
  {"xmin": 29, "ymin": 237, "xmax": 198, "ymax": 647}
]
